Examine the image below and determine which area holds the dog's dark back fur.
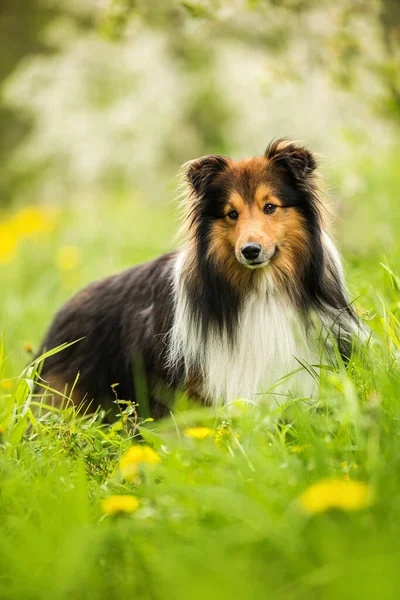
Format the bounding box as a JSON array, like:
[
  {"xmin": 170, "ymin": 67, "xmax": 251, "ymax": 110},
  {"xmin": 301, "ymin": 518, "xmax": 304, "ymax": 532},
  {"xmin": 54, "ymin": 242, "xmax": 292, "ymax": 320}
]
[
  {"xmin": 36, "ymin": 141, "xmax": 361, "ymax": 416},
  {"xmin": 36, "ymin": 253, "xmax": 178, "ymax": 417}
]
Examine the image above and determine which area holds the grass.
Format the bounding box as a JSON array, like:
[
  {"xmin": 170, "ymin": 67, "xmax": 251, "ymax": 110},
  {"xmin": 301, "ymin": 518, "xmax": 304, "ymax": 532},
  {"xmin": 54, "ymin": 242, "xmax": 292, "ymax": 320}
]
[{"xmin": 1, "ymin": 152, "xmax": 400, "ymax": 599}]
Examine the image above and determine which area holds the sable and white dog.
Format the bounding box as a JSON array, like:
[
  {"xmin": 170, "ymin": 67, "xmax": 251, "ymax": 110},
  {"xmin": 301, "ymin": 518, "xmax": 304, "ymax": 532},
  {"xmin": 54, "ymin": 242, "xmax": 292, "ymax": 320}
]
[{"xmin": 36, "ymin": 140, "xmax": 360, "ymax": 417}]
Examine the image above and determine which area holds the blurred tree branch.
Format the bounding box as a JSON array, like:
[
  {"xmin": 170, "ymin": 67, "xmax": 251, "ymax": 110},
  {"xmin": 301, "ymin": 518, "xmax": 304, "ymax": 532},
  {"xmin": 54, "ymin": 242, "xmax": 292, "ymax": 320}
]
[
  {"xmin": 0, "ymin": 0, "xmax": 399, "ymax": 206},
  {"xmin": 99, "ymin": 0, "xmax": 400, "ymax": 118}
]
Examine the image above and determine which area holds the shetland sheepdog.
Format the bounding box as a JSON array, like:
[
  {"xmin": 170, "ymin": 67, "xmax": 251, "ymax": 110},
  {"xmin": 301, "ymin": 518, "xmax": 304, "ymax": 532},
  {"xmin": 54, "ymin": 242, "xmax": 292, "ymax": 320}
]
[{"xmin": 36, "ymin": 140, "xmax": 361, "ymax": 417}]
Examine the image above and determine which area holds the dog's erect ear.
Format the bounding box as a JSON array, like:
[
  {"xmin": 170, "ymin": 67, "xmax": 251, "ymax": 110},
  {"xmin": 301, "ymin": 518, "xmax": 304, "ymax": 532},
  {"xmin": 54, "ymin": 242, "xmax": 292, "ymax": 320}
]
[
  {"xmin": 186, "ymin": 155, "xmax": 229, "ymax": 198},
  {"xmin": 265, "ymin": 139, "xmax": 317, "ymax": 180}
]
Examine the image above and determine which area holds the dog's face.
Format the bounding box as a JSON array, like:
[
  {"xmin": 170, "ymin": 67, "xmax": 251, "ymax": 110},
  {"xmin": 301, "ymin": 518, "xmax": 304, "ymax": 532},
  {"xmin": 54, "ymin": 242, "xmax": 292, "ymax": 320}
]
[
  {"xmin": 185, "ymin": 140, "xmax": 320, "ymax": 285},
  {"xmin": 211, "ymin": 178, "xmax": 308, "ymax": 274}
]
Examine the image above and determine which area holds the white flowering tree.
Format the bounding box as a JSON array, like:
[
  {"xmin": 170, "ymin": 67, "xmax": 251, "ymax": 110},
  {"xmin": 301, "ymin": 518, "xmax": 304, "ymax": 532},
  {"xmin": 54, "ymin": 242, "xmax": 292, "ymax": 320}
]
[{"xmin": 0, "ymin": 0, "xmax": 399, "ymax": 205}]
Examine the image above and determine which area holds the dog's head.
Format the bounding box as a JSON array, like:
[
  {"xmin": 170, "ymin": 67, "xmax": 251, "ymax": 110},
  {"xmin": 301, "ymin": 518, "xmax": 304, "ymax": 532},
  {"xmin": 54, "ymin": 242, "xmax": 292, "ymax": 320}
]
[{"xmin": 182, "ymin": 140, "xmax": 323, "ymax": 289}]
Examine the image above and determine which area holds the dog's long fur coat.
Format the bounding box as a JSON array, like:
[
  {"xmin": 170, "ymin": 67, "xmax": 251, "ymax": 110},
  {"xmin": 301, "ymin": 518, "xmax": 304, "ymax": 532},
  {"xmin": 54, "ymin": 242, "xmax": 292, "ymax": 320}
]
[{"xmin": 36, "ymin": 140, "xmax": 361, "ymax": 417}]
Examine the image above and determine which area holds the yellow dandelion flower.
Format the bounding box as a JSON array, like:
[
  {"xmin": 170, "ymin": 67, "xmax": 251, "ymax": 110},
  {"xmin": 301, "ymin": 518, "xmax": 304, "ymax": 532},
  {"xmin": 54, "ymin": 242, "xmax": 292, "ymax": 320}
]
[
  {"xmin": 0, "ymin": 206, "xmax": 56, "ymax": 265},
  {"xmin": 299, "ymin": 478, "xmax": 373, "ymax": 514},
  {"xmin": 0, "ymin": 380, "xmax": 13, "ymax": 390},
  {"xmin": 102, "ymin": 495, "xmax": 139, "ymax": 515},
  {"xmin": 57, "ymin": 246, "xmax": 81, "ymax": 271},
  {"xmin": 12, "ymin": 207, "xmax": 55, "ymax": 237},
  {"xmin": 0, "ymin": 227, "xmax": 18, "ymax": 264},
  {"xmin": 0, "ymin": 425, "xmax": 6, "ymax": 435},
  {"xmin": 289, "ymin": 444, "xmax": 311, "ymax": 453},
  {"xmin": 184, "ymin": 427, "xmax": 214, "ymax": 440},
  {"xmin": 120, "ymin": 445, "xmax": 161, "ymax": 480}
]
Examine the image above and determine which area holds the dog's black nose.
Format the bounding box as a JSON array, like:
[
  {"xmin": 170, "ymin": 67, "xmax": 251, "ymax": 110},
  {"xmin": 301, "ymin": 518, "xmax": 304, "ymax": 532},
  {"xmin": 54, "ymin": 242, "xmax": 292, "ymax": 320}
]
[{"xmin": 241, "ymin": 243, "xmax": 262, "ymax": 261}]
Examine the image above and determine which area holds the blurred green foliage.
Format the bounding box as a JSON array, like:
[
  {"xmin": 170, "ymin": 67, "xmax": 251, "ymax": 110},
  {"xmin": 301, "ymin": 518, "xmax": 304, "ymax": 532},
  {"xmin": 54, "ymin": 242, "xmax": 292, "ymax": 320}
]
[
  {"xmin": 1, "ymin": 255, "xmax": 400, "ymax": 598},
  {"xmin": 1, "ymin": 0, "xmax": 400, "ymax": 207},
  {"xmin": 1, "ymin": 3, "xmax": 400, "ymax": 599}
]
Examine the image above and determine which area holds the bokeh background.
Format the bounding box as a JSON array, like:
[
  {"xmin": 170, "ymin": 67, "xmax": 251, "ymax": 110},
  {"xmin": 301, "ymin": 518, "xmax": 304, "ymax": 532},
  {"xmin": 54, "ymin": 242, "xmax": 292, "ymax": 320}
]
[
  {"xmin": 2, "ymin": 5, "xmax": 400, "ymax": 599},
  {"xmin": 1, "ymin": 0, "xmax": 400, "ymax": 373}
]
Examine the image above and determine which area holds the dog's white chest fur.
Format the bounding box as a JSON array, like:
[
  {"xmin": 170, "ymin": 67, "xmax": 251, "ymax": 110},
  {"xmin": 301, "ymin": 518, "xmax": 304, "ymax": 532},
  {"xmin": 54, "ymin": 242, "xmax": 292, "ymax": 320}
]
[{"xmin": 169, "ymin": 257, "xmax": 320, "ymax": 405}]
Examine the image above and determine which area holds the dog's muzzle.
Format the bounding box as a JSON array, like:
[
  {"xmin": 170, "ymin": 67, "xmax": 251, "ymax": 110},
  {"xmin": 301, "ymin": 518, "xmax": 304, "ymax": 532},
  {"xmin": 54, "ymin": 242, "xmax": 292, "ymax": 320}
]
[{"xmin": 239, "ymin": 244, "xmax": 278, "ymax": 268}]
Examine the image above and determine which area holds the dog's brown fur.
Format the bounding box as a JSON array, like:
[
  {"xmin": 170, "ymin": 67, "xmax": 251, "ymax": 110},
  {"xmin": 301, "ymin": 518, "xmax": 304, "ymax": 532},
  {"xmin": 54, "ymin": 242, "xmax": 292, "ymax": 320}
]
[{"xmin": 35, "ymin": 140, "xmax": 357, "ymax": 417}]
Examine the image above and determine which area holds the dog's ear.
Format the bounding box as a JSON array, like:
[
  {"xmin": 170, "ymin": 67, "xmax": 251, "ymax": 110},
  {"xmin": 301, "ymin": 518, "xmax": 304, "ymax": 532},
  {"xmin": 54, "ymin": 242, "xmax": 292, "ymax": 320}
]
[
  {"xmin": 186, "ymin": 155, "xmax": 229, "ymax": 198},
  {"xmin": 265, "ymin": 139, "xmax": 317, "ymax": 180}
]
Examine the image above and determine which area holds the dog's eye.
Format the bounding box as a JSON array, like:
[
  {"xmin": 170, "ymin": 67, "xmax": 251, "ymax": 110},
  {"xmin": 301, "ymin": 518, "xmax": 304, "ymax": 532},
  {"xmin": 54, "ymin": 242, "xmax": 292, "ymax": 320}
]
[
  {"xmin": 227, "ymin": 210, "xmax": 239, "ymax": 220},
  {"xmin": 263, "ymin": 203, "xmax": 277, "ymax": 215}
]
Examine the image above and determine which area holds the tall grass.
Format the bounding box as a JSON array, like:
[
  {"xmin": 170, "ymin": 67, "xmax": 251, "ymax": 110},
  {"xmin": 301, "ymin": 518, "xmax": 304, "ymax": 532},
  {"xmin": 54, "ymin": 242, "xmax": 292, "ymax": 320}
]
[{"xmin": 1, "ymin": 155, "xmax": 400, "ymax": 599}]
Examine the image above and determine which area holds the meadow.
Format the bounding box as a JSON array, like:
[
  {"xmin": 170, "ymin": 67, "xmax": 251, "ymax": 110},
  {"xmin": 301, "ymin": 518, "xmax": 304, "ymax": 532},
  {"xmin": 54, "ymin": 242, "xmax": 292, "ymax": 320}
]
[{"xmin": 1, "ymin": 149, "xmax": 400, "ymax": 600}]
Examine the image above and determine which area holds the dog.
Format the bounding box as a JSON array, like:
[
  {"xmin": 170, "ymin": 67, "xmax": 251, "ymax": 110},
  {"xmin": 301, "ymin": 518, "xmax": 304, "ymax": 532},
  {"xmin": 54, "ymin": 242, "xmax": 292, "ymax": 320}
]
[{"xmin": 35, "ymin": 139, "xmax": 361, "ymax": 418}]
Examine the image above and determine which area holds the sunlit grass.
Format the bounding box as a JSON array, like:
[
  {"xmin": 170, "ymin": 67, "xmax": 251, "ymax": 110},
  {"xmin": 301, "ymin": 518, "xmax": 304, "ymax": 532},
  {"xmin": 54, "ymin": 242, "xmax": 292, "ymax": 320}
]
[
  {"xmin": 0, "ymin": 313, "xmax": 399, "ymax": 599},
  {"xmin": 1, "ymin": 159, "xmax": 400, "ymax": 599}
]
